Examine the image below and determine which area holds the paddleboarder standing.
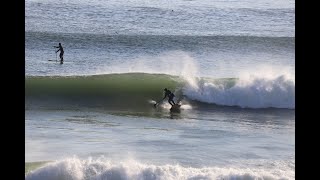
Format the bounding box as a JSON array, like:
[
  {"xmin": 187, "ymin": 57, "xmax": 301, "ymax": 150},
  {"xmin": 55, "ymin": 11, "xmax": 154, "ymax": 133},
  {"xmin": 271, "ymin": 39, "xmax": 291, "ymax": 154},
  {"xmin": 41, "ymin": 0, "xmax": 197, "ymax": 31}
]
[{"xmin": 54, "ymin": 43, "xmax": 64, "ymax": 64}]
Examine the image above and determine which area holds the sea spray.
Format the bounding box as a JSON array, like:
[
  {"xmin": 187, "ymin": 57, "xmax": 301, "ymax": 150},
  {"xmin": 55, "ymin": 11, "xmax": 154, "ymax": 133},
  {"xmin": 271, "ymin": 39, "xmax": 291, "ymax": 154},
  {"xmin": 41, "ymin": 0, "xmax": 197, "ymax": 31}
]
[{"xmin": 96, "ymin": 51, "xmax": 200, "ymax": 79}]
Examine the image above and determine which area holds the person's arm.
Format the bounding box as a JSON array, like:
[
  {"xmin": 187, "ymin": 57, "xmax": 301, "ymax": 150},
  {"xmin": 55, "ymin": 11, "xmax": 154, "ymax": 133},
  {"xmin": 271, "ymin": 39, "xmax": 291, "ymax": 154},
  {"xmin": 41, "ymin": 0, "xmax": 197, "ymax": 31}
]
[
  {"xmin": 163, "ymin": 92, "xmax": 168, "ymax": 100},
  {"xmin": 56, "ymin": 48, "xmax": 60, "ymax": 53}
]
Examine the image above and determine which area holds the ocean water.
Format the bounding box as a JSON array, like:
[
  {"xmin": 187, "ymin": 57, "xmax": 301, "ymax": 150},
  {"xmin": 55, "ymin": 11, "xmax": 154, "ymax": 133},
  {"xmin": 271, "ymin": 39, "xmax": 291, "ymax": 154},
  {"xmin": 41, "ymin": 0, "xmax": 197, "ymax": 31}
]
[{"xmin": 25, "ymin": 0, "xmax": 295, "ymax": 179}]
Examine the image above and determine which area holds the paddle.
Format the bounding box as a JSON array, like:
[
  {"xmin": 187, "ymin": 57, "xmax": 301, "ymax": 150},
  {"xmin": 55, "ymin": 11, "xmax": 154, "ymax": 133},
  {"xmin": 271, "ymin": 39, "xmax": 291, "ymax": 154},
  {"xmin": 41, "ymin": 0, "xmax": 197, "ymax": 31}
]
[
  {"xmin": 52, "ymin": 46, "xmax": 58, "ymax": 62},
  {"xmin": 48, "ymin": 51, "xmax": 58, "ymax": 62},
  {"xmin": 154, "ymin": 99, "xmax": 164, "ymax": 108}
]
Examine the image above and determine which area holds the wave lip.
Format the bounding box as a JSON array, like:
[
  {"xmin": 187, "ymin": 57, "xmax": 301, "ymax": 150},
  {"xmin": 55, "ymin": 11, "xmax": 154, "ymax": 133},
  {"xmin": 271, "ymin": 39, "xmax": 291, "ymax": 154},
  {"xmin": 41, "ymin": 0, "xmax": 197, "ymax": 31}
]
[{"xmin": 25, "ymin": 157, "xmax": 294, "ymax": 180}]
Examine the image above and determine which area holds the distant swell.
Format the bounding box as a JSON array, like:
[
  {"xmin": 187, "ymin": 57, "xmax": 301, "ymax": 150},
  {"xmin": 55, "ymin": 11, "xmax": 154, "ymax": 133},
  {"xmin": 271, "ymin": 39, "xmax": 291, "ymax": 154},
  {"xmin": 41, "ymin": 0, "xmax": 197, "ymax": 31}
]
[
  {"xmin": 25, "ymin": 32, "xmax": 294, "ymax": 57},
  {"xmin": 25, "ymin": 73, "xmax": 294, "ymax": 110},
  {"xmin": 25, "ymin": 157, "xmax": 294, "ymax": 180}
]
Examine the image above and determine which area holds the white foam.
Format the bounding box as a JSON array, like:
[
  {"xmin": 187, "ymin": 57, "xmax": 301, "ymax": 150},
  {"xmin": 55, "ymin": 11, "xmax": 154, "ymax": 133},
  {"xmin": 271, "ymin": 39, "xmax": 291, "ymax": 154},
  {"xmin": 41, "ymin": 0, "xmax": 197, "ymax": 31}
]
[
  {"xmin": 182, "ymin": 65, "xmax": 295, "ymax": 109},
  {"xmin": 180, "ymin": 104, "xmax": 192, "ymax": 110},
  {"xmin": 25, "ymin": 156, "xmax": 294, "ymax": 180},
  {"xmin": 159, "ymin": 102, "xmax": 173, "ymax": 109}
]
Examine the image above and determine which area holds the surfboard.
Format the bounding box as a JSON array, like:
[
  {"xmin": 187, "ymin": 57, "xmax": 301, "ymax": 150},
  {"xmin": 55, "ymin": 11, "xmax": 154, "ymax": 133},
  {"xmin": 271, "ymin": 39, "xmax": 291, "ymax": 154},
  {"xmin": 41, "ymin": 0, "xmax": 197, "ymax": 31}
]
[{"xmin": 170, "ymin": 104, "xmax": 181, "ymax": 113}]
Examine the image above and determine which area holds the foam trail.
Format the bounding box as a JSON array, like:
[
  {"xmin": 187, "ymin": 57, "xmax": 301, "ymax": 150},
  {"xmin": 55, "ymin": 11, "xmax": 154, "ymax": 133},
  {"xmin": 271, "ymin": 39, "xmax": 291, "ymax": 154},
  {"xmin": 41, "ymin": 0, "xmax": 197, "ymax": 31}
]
[
  {"xmin": 159, "ymin": 102, "xmax": 173, "ymax": 109},
  {"xmin": 25, "ymin": 157, "xmax": 294, "ymax": 180},
  {"xmin": 180, "ymin": 104, "xmax": 192, "ymax": 110}
]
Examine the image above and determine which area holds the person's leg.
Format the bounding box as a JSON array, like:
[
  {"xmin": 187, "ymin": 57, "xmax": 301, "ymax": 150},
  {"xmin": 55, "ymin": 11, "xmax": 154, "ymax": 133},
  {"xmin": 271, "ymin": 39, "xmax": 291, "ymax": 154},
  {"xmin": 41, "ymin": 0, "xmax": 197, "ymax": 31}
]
[
  {"xmin": 59, "ymin": 53, "xmax": 63, "ymax": 64},
  {"xmin": 171, "ymin": 97, "xmax": 175, "ymax": 105},
  {"xmin": 169, "ymin": 98, "xmax": 175, "ymax": 105},
  {"xmin": 60, "ymin": 53, "xmax": 64, "ymax": 62}
]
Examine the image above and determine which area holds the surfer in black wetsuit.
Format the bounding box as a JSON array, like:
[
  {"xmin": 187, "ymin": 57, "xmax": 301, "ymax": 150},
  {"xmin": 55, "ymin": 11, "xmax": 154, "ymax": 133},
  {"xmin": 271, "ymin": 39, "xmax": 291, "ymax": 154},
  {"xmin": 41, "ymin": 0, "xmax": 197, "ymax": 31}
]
[
  {"xmin": 54, "ymin": 43, "xmax": 64, "ymax": 64},
  {"xmin": 163, "ymin": 88, "xmax": 176, "ymax": 106}
]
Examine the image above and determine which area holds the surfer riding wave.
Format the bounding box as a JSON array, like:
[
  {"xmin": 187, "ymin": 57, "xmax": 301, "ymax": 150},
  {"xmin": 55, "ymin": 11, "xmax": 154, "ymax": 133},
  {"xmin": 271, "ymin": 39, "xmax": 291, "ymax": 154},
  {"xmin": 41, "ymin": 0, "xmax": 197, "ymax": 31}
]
[{"xmin": 163, "ymin": 88, "xmax": 176, "ymax": 106}]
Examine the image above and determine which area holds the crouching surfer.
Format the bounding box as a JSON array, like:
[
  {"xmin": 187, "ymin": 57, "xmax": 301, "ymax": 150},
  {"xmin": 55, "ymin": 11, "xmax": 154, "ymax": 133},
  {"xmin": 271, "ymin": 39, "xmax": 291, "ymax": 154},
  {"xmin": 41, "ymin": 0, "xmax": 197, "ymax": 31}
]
[{"xmin": 154, "ymin": 88, "xmax": 178, "ymax": 108}]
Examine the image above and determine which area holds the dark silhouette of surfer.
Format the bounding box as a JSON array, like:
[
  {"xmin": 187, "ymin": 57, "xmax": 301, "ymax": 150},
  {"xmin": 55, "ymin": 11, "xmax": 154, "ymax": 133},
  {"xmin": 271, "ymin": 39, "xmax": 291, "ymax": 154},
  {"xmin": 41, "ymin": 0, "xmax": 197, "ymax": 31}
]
[
  {"xmin": 54, "ymin": 43, "xmax": 64, "ymax": 64},
  {"xmin": 163, "ymin": 88, "xmax": 176, "ymax": 106}
]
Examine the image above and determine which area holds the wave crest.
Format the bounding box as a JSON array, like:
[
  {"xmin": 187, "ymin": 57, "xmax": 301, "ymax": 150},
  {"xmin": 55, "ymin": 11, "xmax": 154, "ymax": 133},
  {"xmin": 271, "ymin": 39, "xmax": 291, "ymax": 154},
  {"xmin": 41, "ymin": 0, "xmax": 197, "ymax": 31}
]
[{"xmin": 183, "ymin": 74, "xmax": 294, "ymax": 109}]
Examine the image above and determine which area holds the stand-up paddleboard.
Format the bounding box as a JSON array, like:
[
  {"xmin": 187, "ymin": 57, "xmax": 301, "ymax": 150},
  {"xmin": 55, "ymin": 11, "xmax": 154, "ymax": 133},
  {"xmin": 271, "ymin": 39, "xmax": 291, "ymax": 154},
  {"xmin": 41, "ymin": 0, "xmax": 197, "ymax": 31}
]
[
  {"xmin": 48, "ymin": 60, "xmax": 63, "ymax": 64},
  {"xmin": 153, "ymin": 100, "xmax": 181, "ymax": 113},
  {"xmin": 170, "ymin": 104, "xmax": 181, "ymax": 113}
]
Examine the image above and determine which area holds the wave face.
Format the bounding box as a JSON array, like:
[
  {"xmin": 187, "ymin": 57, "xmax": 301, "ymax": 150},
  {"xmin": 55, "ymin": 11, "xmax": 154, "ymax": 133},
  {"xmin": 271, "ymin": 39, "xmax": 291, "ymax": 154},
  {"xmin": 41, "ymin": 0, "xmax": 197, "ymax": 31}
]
[
  {"xmin": 25, "ymin": 157, "xmax": 294, "ymax": 180},
  {"xmin": 25, "ymin": 72, "xmax": 294, "ymax": 109},
  {"xmin": 25, "ymin": 73, "xmax": 180, "ymax": 110}
]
